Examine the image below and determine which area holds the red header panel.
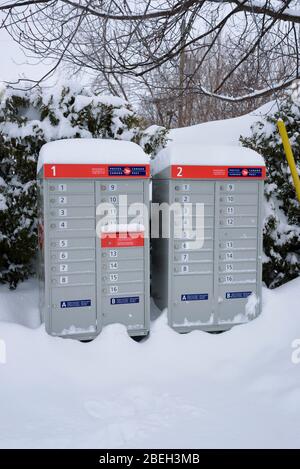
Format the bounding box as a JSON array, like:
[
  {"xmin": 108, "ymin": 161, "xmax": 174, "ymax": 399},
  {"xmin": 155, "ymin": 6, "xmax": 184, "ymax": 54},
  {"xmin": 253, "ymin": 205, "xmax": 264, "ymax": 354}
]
[
  {"xmin": 44, "ymin": 164, "xmax": 150, "ymax": 179},
  {"xmin": 101, "ymin": 232, "xmax": 144, "ymax": 248},
  {"xmin": 171, "ymin": 165, "xmax": 266, "ymax": 179}
]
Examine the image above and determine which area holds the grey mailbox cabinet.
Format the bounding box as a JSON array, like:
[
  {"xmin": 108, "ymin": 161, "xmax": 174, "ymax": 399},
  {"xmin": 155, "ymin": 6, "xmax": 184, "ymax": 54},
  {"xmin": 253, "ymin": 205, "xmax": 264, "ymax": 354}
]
[
  {"xmin": 37, "ymin": 139, "xmax": 150, "ymax": 340},
  {"xmin": 151, "ymin": 144, "xmax": 266, "ymax": 332}
]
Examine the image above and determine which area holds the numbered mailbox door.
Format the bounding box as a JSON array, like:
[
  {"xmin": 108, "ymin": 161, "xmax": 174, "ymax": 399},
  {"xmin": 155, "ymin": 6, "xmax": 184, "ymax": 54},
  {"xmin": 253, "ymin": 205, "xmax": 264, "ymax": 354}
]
[
  {"xmin": 46, "ymin": 178, "xmax": 97, "ymax": 337},
  {"xmin": 215, "ymin": 180, "xmax": 263, "ymax": 326}
]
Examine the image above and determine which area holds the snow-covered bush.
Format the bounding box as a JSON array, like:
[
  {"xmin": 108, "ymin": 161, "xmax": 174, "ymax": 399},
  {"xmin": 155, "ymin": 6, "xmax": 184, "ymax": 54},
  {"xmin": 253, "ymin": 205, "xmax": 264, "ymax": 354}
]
[
  {"xmin": 240, "ymin": 94, "xmax": 300, "ymax": 288},
  {"xmin": 0, "ymin": 83, "xmax": 168, "ymax": 288}
]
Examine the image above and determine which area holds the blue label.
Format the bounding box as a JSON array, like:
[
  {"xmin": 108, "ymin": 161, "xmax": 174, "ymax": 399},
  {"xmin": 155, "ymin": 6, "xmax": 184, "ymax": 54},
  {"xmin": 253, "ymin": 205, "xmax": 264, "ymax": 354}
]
[
  {"xmin": 110, "ymin": 296, "xmax": 140, "ymax": 305},
  {"xmin": 181, "ymin": 293, "xmax": 208, "ymax": 301},
  {"xmin": 60, "ymin": 299, "xmax": 91, "ymax": 308},
  {"xmin": 228, "ymin": 168, "xmax": 262, "ymax": 177},
  {"xmin": 108, "ymin": 166, "xmax": 146, "ymax": 176},
  {"xmin": 225, "ymin": 291, "xmax": 252, "ymax": 299}
]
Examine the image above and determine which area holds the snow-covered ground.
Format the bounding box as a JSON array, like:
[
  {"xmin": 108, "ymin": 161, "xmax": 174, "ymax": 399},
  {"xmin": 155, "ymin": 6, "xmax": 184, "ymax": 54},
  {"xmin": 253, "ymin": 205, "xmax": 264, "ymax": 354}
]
[
  {"xmin": 0, "ymin": 276, "xmax": 300, "ymax": 448},
  {"xmin": 1, "ymin": 104, "xmax": 299, "ymax": 448}
]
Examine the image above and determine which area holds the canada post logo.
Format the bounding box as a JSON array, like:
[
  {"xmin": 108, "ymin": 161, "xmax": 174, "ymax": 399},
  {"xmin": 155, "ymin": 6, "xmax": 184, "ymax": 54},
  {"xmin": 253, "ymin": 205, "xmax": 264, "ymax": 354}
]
[
  {"xmin": 108, "ymin": 166, "xmax": 146, "ymax": 176},
  {"xmin": 228, "ymin": 167, "xmax": 262, "ymax": 177}
]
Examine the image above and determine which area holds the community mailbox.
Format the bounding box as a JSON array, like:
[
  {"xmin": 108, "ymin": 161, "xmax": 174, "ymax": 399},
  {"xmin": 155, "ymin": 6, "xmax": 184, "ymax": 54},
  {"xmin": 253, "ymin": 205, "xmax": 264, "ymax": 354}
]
[
  {"xmin": 151, "ymin": 144, "xmax": 266, "ymax": 332},
  {"xmin": 37, "ymin": 139, "xmax": 150, "ymax": 341}
]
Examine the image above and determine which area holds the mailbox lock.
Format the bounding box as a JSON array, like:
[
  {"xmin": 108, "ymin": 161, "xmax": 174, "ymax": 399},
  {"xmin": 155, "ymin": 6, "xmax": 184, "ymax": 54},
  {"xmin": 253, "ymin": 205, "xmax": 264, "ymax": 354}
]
[
  {"xmin": 50, "ymin": 186, "xmax": 55, "ymax": 191},
  {"xmin": 50, "ymin": 223, "xmax": 56, "ymax": 229},
  {"xmin": 101, "ymin": 185, "xmax": 107, "ymax": 190}
]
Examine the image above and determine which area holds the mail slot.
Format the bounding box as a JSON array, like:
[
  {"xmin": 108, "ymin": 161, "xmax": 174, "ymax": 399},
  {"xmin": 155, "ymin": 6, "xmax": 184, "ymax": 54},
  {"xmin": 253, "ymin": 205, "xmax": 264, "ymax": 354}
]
[
  {"xmin": 37, "ymin": 139, "xmax": 150, "ymax": 340},
  {"xmin": 151, "ymin": 144, "xmax": 265, "ymax": 332}
]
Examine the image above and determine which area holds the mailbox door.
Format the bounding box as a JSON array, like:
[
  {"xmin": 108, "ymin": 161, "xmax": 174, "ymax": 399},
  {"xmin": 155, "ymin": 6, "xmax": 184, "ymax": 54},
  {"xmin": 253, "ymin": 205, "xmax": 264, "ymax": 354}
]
[
  {"xmin": 170, "ymin": 180, "xmax": 215, "ymax": 328},
  {"xmin": 45, "ymin": 180, "xmax": 97, "ymax": 337},
  {"xmin": 96, "ymin": 180, "xmax": 149, "ymax": 334},
  {"xmin": 215, "ymin": 180, "xmax": 262, "ymax": 326}
]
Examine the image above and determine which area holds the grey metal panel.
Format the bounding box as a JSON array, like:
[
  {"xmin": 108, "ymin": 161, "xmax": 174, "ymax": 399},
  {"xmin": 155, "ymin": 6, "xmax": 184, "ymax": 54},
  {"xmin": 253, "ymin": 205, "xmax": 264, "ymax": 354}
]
[
  {"xmin": 102, "ymin": 294, "xmax": 146, "ymax": 331},
  {"xmin": 50, "ymin": 272, "xmax": 95, "ymax": 286},
  {"xmin": 219, "ymin": 181, "xmax": 258, "ymax": 193},
  {"xmin": 102, "ymin": 246, "xmax": 144, "ymax": 260},
  {"xmin": 175, "ymin": 181, "xmax": 214, "ymax": 193},
  {"xmin": 48, "ymin": 285, "xmax": 97, "ymax": 337},
  {"xmin": 218, "ymin": 249, "xmax": 257, "ymax": 261},
  {"xmin": 174, "ymin": 250, "xmax": 213, "ymax": 262},
  {"xmin": 151, "ymin": 171, "xmax": 264, "ymax": 333},
  {"xmin": 42, "ymin": 179, "xmax": 97, "ymax": 340},
  {"xmin": 102, "ymin": 258, "xmax": 144, "ymax": 271},
  {"xmin": 41, "ymin": 171, "xmax": 150, "ymax": 340},
  {"xmin": 100, "ymin": 181, "xmax": 144, "ymax": 192},
  {"xmin": 46, "ymin": 218, "xmax": 95, "ymax": 238},
  {"xmin": 219, "ymin": 193, "xmax": 258, "ymax": 205},
  {"xmin": 50, "ymin": 248, "xmax": 95, "ymax": 262},
  {"xmin": 219, "ymin": 205, "xmax": 258, "ymax": 216},
  {"xmin": 48, "ymin": 206, "xmax": 96, "ymax": 218},
  {"xmin": 50, "ymin": 260, "xmax": 95, "ymax": 274},
  {"xmin": 219, "ymin": 227, "xmax": 257, "ymax": 240},
  {"xmin": 49, "ymin": 181, "xmax": 94, "ymax": 193},
  {"xmin": 174, "ymin": 194, "xmax": 214, "ymax": 204},
  {"xmin": 172, "ymin": 275, "xmax": 213, "ymax": 327},
  {"xmin": 99, "ymin": 194, "xmax": 144, "ymax": 205},
  {"xmin": 96, "ymin": 179, "xmax": 150, "ymax": 337},
  {"xmin": 49, "ymin": 237, "xmax": 95, "ymax": 249},
  {"xmin": 215, "ymin": 180, "xmax": 262, "ymax": 326},
  {"xmin": 48, "ymin": 194, "xmax": 95, "ymax": 206},
  {"xmin": 169, "ymin": 179, "xmax": 215, "ymax": 329},
  {"xmin": 102, "ymin": 270, "xmax": 144, "ymax": 283}
]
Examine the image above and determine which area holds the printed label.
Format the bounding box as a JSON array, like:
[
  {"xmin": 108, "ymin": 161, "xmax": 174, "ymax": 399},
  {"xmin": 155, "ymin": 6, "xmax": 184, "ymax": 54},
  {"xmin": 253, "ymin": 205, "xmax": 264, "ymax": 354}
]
[
  {"xmin": 44, "ymin": 164, "xmax": 150, "ymax": 178},
  {"xmin": 60, "ymin": 299, "xmax": 91, "ymax": 308},
  {"xmin": 101, "ymin": 232, "xmax": 144, "ymax": 248},
  {"xmin": 171, "ymin": 165, "xmax": 265, "ymax": 179},
  {"xmin": 225, "ymin": 291, "xmax": 252, "ymax": 299},
  {"xmin": 181, "ymin": 293, "xmax": 209, "ymax": 301},
  {"xmin": 108, "ymin": 166, "xmax": 147, "ymax": 177},
  {"xmin": 228, "ymin": 167, "xmax": 263, "ymax": 177},
  {"xmin": 110, "ymin": 296, "xmax": 140, "ymax": 305}
]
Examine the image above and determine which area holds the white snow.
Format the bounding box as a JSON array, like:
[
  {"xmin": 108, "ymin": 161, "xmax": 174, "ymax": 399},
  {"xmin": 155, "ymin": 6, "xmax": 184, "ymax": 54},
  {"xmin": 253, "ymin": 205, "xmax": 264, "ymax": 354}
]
[
  {"xmin": 169, "ymin": 101, "xmax": 277, "ymax": 146},
  {"xmin": 100, "ymin": 224, "xmax": 145, "ymax": 233},
  {"xmin": 59, "ymin": 325, "xmax": 97, "ymax": 336},
  {"xmin": 0, "ymin": 194, "xmax": 7, "ymax": 211},
  {"xmin": 37, "ymin": 138, "xmax": 149, "ymax": 173},
  {"xmin": 152, "ymin": 144, "xmax": 265, "ymax": 176},
  {"xmin": 0, "ymin": 277, "xmax": 300, "ymax": 448}
]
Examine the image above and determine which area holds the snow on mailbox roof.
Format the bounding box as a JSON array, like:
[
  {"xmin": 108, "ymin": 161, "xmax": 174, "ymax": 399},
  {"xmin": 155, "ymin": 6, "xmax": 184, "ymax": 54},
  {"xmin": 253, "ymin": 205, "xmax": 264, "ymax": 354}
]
[
  {"xmin": 152, "ymin": 143, "xmax": 265, "ymax": 175},
  {"xmin": 37, "ymin": 138, "xmax": 148, "ymax": 172}
]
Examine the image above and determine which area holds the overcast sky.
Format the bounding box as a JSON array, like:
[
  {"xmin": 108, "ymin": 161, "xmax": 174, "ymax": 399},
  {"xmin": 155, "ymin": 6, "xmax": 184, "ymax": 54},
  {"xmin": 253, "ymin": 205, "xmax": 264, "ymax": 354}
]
[{"xmin": 0, "ymin": 28, "xmax": 54, "ymax": 84}]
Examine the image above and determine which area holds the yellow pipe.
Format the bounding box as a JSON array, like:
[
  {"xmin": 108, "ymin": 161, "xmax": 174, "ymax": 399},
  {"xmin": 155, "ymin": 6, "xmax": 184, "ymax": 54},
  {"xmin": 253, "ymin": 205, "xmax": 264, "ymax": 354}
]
[{"xmin": 277, "ymin": 119, "xmax": 300, "ymax": 202}]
